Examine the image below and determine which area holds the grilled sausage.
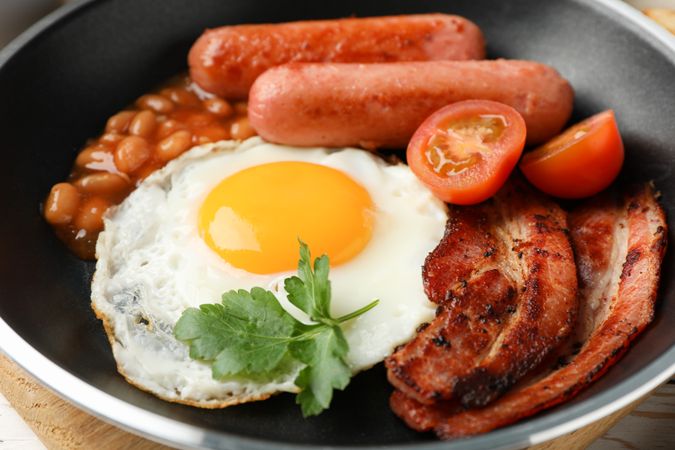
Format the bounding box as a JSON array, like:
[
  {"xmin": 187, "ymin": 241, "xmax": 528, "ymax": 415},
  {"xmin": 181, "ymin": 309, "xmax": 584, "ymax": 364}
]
[
  {"xmin": 189, "ymin": 14, "xmax": 485, "ymax": 99},
  {"xmin": 248, "ymin": 60, "xmax": 574, "ymax": 148}
]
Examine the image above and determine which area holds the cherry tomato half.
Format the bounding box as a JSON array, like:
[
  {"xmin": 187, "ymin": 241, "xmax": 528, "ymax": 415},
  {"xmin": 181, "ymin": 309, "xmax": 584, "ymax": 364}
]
[
  {"xmin": 407, "ymin": 100, "xmax": 526, "ymax": 205},
  {"xmin": 519, "ymin": 110, "xmax": 624, "ymax": 199}
]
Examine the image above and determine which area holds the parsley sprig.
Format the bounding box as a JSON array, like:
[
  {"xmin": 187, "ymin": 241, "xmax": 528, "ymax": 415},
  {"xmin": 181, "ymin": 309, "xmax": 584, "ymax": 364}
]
[{"xmin": 173, "ymin": 241, "xmax": 379, "ymax": 416}]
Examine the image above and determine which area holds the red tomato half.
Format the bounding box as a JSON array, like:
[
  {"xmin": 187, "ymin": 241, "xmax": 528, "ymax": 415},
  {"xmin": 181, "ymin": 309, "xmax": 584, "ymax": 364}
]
[
  {"xmin": 520, "ymin": 110, "xmax": 624, "ymax": 199},
  {"xmin": 407, "ymin": 100, "xmax": 526, "ymax": 205}
]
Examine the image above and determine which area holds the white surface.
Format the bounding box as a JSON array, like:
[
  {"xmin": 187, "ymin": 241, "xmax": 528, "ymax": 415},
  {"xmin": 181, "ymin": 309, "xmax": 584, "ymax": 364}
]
[
  {"xmin": 0, "ymin": 392, "xmax": 45, "ymax": 450},
  {"xmin": 626, "ymin": 0, "xmax": 675, "ymax": 9}
]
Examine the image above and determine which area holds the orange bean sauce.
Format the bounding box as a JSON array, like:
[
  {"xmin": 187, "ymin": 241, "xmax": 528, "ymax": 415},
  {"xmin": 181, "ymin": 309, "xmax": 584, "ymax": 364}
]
[{"xmin": 44, "ymin": 75, "xmax": 256, "ymax": 259}]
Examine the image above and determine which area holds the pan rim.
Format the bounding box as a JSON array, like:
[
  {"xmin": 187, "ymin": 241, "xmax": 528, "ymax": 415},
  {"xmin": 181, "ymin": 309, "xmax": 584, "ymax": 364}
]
[{"xmin": 1, "ymin": 0, "xmax": 674, "ymax": 448}]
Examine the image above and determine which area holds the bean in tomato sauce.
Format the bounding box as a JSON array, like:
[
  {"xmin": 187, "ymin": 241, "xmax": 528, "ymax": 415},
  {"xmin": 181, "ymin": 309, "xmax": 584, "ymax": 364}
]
[{"xmin": 44, "ymin": 75, "xmax": 256, "ymax": 259}]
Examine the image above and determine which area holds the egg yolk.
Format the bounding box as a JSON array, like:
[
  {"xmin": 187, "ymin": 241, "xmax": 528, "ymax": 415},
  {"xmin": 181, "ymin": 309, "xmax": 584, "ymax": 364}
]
[{"xmin": 198, "ymin": 161, "xmax": 375, "ymax": 274}]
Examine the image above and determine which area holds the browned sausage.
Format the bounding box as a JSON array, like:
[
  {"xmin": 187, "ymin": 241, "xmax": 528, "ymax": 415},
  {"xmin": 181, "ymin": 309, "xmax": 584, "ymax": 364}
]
[
  {"xmin": 248, "ymin": 60, "xmax": 574, "ymax": 148},
  {"xmin": 188, "ymin": 14, "xmax": 485, "ymax": 99}
]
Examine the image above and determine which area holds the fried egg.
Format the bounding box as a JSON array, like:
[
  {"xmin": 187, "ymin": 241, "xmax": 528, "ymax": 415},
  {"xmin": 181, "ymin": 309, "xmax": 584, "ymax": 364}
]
[{"xmin": 92, "ymin": 138, "xmax": 448, "ymax": 407}]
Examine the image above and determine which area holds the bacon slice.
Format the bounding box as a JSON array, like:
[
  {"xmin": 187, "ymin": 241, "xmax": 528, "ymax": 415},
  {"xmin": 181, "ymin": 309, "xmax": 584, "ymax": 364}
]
[
  {"xmin": 386, "ymin": 180, "xmax": 578, "ymax": 408},
  {"xmin": 391, "ymin": 184, "xmax": 667, "ymax": 438}
]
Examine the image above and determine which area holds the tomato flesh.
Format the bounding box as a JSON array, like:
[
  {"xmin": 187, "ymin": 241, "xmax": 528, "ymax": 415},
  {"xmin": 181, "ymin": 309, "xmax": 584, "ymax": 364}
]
[
  {"xmin": 425, "ymin": 114, "xmax": 507, "ymax": 175},
  {"xmin": 407, "ymin": 100, "xmax": 526, "ymax": 205},
  {"xmin": 520, "ymin": 110, "xmax": 623, "ymax": 199}
]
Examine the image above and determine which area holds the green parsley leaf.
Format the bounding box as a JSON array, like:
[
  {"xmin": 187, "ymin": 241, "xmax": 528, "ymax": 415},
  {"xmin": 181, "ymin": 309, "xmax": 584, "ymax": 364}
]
[
  {"xmin": 174, "ymin": 241, "xmax": 379, "ymax": 417},
  {"xmin": 284, "ymin": 241, "xmax": 333, "ymax": 323},
  {"xmin": 290, "ymin": 325, "xmax": 350, "ymax": 416},
  {"xmin": 174, "ymin": 287, "xmax": 297, "ymax": 378}
]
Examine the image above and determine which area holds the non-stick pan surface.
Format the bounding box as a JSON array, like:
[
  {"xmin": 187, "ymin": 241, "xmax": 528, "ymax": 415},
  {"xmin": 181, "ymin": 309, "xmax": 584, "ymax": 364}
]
[{"xmin": 1, "ymin": 0, "xmax": 674, "ymax": 449}]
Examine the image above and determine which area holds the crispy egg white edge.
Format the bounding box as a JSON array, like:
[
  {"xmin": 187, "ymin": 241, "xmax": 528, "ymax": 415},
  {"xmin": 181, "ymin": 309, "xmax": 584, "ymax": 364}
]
[{"xmin": 91, "ymin": 137, "xmax": 448, "ymax": 407}]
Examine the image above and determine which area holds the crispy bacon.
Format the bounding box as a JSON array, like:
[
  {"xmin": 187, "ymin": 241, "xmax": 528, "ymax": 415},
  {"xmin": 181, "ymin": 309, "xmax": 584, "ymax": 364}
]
[
  {"xmin": 386, "ymin": 180, "xmax": 578, "ymax": 408},
  {"xmin": 391, "ymin": 184, "xmax": 667, "ymax": 438}
]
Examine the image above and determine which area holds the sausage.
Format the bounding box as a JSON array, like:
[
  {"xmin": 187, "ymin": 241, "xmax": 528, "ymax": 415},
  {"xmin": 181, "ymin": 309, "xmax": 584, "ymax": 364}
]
[
  {"xmin": 248, "ymin": 60, "xmax": 574, "ymax": 148},
  {"xmin": 188, "ymin": 14, "xmax": 485, "ymax": 99}
]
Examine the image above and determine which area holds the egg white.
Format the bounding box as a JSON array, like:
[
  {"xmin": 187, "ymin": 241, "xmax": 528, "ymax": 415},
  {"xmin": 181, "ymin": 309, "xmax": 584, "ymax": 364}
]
[{"xmin": 91, "ymin": 138, "xmax": 448, "ymax": 407}]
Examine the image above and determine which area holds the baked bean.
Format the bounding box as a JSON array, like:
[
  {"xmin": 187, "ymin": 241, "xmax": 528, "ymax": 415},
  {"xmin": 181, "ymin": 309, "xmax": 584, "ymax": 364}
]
[
  {"xmin": 194, "ymin": 125, "xmax": 229, "ymax": 143},
  {"xmin": 233, "ymin": 101, "xmax": 248, "ymax": 115},
  {"xmin": 128, "ymin": 110, "xmax": 157, "ymax": 138},
  {"xmin": 203, "ymin": 98, "xmax": 233, "ymax": 118},
  {"xmin": 74, "ymin": 172, "xmax": 130, "ymax": 198},
  {"xmin": 135, "ymin": 162, "xmax": 162, "ymax": 181},
  {"xmin": 75, "ymin": 145, "xmax": 110, "ymax": 168},
  {"xmin": 136, "ymin": 94, "xmax": 174, "ymax": 114},
  {"xmin": 230, "ymin": 117, "xmax": 256, "ymax": 140},
  {"xmin": 185, "ymin": 112, "xmax": 214, "ymax": 128},
  {"xmin": 157, "ymin": 130, "xmax": 192, "ymax": 161},
  {"xmin": 115, "ymin": 136, "xmax": 151, "ymax": 174},
  {"xmin": 44, "ymin": 183, "xmax": 80, "ymax": 225},
  {"xmin": 105, "ymin": 111, "xmax": 136, "ymax": 133},
  {"xmin": 73, "ymin": 197, "xmax": 110, "ymax": 233},
  {"xmin": 157, "ymin": 119, "xmax": 186, "ymax": 139},
  {"xmin": 48, "ymin": 74, "xmax": 252, "ymax": 259},
  {"xmin": 99, "ymin": 132, "xmax": 125, "ymax": 146},
  {"xmin": 162, "ymin": 87, "xmax": 200, "ymax": 107}
]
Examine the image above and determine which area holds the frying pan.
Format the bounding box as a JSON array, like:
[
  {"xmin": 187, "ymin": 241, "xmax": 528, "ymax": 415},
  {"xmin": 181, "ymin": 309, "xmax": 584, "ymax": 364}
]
[{"xmin": 0, "ymin": 0, "xmax": 674, "ymax": 449}]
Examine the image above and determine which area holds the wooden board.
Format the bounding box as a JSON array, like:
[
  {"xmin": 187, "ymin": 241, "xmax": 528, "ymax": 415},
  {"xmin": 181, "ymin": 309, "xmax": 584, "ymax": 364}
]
[
  {"xmin": 589, "ymin": 383, "xmax": 675, "ymax": 450},
  {"xmin": 0, "ymin": 353, "xmax": 666, "ymax": 450},
  {"xmin": 0, "ymin": 354, "xmax": 169, "ymax": 450}
]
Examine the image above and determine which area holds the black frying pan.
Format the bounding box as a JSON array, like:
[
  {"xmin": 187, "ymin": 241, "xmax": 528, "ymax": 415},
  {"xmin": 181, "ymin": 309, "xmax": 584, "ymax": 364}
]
[{"xmin": 0, "ymin": 0, "xmax": 674, "ymax": 449}]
